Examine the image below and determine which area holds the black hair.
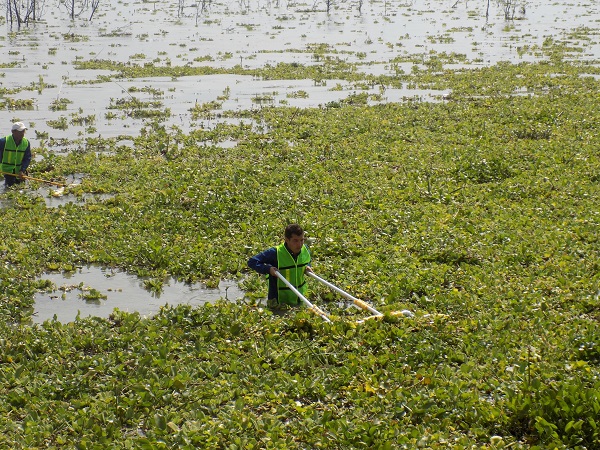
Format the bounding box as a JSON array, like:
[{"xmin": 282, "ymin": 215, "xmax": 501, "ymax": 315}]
[{"xmin": 284, "ymin": 223, "xmax": 304, "ymax": 239}]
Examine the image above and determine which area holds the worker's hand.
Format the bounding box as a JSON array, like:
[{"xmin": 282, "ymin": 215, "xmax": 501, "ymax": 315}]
[
  {"xmin": 269, "ymin": 266, "xmax": 278, "ymax": 277},
  {"xmin": 305, "ymin": 266, "xmax": 313, "ymax": 274},
  {"xmin": 18, "ymin": 171, "xmax": 25, "ymax": 179}
]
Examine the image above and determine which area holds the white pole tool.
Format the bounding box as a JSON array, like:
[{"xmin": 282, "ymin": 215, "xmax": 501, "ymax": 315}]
[
  {"xmin": 274, "ymin": 271, "xmax": 331, "ymax": 323},
  {"xmin": 307, "ymin": 272, "xmax": 414, "ymax": 322},
  {"xmin": 307, "ymin": 272, "xmax": 382, "ymax": 316}
]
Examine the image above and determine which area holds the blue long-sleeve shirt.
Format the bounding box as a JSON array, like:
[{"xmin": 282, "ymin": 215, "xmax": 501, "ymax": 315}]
[
  {"xmin": 0, "ymin": 136, "xmax": 32, "ymax": 172},
  {"xmin": 248, "ymin": 244, "xmax": 311, "ymax": 300}
]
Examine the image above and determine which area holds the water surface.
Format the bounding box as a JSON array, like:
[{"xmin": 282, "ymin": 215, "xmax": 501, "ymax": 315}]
[
  {"xmin": 3, "ymin": 0, "xmax": 598, "ymax": 143},
  {"xmin": 33, "ymin": 265, "xmax": 244, "ymax": 323}
]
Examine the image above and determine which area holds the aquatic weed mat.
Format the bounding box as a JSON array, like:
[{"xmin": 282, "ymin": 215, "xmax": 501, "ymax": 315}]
[{"xmin": 0, "ymin": 58, "xmax": 599, "ymax": 448}]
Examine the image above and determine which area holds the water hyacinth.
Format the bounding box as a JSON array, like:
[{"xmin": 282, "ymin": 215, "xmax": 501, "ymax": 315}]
[{"xmin": 1, "ymin": 0, "xmax": 600, "ymax": 447}]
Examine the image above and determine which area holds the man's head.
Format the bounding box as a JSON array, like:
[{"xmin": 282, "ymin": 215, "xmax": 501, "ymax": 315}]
[
  {"xmin": 284, "ymin": 223, "xmax": 305, "ymax": 254},
  {"xmin": 11, "ymin": 122, "xmax": 27, "ymax": 143}
]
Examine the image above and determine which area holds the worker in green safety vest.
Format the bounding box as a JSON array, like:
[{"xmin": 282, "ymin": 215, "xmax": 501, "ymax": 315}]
[
  {"xmin": 0, "ymin": 122, "xmax": 32, "ymax": 188},
  {"xmin": 248, "ymin": 223, "xmax": 313, "ymax": 307}
]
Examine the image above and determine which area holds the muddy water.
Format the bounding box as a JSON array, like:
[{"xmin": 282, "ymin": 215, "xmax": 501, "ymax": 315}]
[
  {"xmin": 33, "ymin": 266, "xmax": 244, "ymax": 324},
  {"xmin": 3, "ymin": 0, "xmax": 598, "ymax": 143}
]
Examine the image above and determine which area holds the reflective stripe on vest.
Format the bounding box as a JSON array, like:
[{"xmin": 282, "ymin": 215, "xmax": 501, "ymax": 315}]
[
  {"xmin": 276, "ymin": 243, "xmax": 310, "ymax": 305},
  {"xmin": 1, "ymin": 135, "xmax": 29, "ymax": 174}
]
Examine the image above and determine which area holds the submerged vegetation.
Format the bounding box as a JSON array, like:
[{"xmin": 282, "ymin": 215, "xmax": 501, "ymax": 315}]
[{"xmin": 1, "ymin": 0, "xmax": 600, "ymax": 446}]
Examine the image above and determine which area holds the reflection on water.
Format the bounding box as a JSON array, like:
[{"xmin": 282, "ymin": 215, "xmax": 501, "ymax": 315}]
[
  {"xmin": 38, "ymin": 189, "xmax": 114, "ymax": 208},
  {"xmin": 33, "ymin": 266, "xmax": 244, "ymax": 324},
  {"xmin": 2, "ymin": 1, "xmax": 597, "ymax": 143},
  {"xmin": 0, "ymin": 173, "xmax": 115, "ymax": 209}
]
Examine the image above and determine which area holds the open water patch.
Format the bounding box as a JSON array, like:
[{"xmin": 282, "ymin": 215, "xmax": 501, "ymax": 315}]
[
  {"xmin": 37, "ymin": 188, "xmax": 115, "ymax": 208},
  {"xmin": 0, "ymin": 173, "xmax": 117, "ymax": 209},
  {"xmin": 33, "ymin": 265, "xmax": 244, "ymax": 324}
]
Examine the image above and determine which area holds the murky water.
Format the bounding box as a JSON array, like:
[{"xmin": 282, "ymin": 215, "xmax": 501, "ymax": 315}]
[
  {"xmin": 3, "ymin": 0, "xmax": 598, "ymax": 143},
  {"xmin": 0, "ymin": 173, "xmax": 110, "ymax": 208},
  {"xmin": 33, "ymin": 265, "xmax": 244, "ymax": 323}
]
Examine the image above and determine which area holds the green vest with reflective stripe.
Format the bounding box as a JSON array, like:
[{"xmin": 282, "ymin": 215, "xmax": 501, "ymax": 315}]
[
  {"xmin": 276, "ymin": 243, "xmax": 310, "ymax": 305},
  {"xmin": 1, "ymin": 135, "xmax": 29, "ymax": 174}
]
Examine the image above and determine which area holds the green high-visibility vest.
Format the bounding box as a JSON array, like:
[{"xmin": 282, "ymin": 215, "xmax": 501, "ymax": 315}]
[
  {"xmin": 1, "ymin": 135, "xmax": 29, "ymax": 174},
  {"xmin": 276, "ymin": 243, "xmax": 311, "ymax": 305}
]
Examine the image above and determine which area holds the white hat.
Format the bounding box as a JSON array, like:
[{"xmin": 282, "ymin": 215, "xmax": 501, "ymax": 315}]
[{"xmin": 11, "ymin": 122, "xmax": 27, "ymax": 131}]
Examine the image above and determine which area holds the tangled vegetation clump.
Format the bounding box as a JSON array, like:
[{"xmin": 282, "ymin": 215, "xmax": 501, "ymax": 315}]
[{"xmin": 0, "ymin": 55, "xmax": 599, "ymax": 448}]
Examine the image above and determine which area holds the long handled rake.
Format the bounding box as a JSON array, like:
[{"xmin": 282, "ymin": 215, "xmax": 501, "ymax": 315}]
[
  {"xmin": 307, "ymin": 272, "xmax": 413, "ymax": 323},
  {"xmin": 274, "ymin": 271, "xmax": 331, "ymax": 323},
  {"xmin": 1, "ymin": 171, "xmax": 66, "ymax": 187}
]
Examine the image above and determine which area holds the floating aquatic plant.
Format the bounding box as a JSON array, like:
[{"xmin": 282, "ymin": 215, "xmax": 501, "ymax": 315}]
[{"xmin": 0, "ymin": 15, "xmax": 599, "ymax": 449}]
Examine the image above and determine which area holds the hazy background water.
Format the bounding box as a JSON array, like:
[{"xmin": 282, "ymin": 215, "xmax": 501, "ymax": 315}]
[{"xmin": 3, "ymin": 0, "xmax": 599, "ymax": 142}]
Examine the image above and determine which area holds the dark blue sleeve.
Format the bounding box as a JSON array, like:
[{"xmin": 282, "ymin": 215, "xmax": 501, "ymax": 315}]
[
  {"xmin": 247, "ymin": 247, "xmax": 277, "ymax": 275},
  {"xmin": 0, "ymin": 137, "xmax": 5, "ymax": 162},
  {"xmin": 20, "ymin": 141, "xmax": 31, "ymax": 171}
]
